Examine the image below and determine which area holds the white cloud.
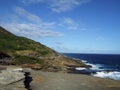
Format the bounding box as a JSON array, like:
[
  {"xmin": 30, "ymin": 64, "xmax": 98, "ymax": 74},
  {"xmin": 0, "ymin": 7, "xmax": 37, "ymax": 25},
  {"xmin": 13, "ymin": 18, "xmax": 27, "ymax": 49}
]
[
  {"xmin": 50, "ymin": 0, "xmax": 91, "ymax": 12},
  {"xmin": 14, "ymin": 6, "xmax": 58, "ymax": 29},
  {"xmin": 53, "ymin": 42, "xmax": 71, "ymax": 52},
  {"xmin": 62, "ymin": 18, "xmax": 79, "ymax": 30},
  {"xmin": 61, "ymin": 18, "xmax": 92, "ymax": 31},
  {"xmin": 53, "ymin": 41, "xmax": 80, "ymax": 53},
  {"xmin": 21, "ymin": 0, "xmax": 91, "ymax": 12},
  {"xmin": 39, "ymin": 22, "xmax": 57, "ymax": 29},
  {"xmin": 14, "ymin": 6, "xmax": 41, "ymax": 22},
  {"xmin": 0, "ymin": 6, "xmax": 63, "ymax": 39},
  {"xmin": 1, "ymin": 6, "xmax": 85, "ymax": 39},
  {"xmin": 50, "ymin": 0, "xmax": 80, "ymax": 12},
  {"xmin": 21, "ymin": 0, "xmax": 43, "ymax": 5},
  {"xmin": 3, "ymin": 23, "xmax": 63, "ymax": 38}
]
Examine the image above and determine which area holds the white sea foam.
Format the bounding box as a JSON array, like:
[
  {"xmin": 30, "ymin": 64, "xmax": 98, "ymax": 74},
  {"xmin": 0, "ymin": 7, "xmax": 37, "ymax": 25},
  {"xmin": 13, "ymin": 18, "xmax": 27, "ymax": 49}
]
[
  {"xmin": 75, "ymin": 60, "xmax": 104, "ymax": 71},
  {"xmin": 81, "ymin": 60, "xmax": 87, "ymax": 63},
  {"xmin": 75, "ymin": 62, "xmax": 103, "ymax": 71},
  {"xmin": 87, "ymin": 63, "xmax": 103, "ymax": 70},
  {"xmin": 75, "ymin": 67, "xmax": 86, "ymax": 70},
  {"xmin": 82, "ymin": 60, "xmax": 104, "ymax": 70},
  {"xmin": 79, "ymin": 59, "xmax": 120, "ymax": 80},
  {"xmin": 93, "ymin": 71, "xmax": 120, "ymax": 80}
]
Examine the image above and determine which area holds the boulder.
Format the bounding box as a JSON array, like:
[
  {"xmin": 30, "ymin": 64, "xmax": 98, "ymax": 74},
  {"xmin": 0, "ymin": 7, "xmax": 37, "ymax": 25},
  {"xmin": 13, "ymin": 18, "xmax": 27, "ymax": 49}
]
[{"xmin": 0, "ymin": 67, "xmax": 24, "ymax": 85}]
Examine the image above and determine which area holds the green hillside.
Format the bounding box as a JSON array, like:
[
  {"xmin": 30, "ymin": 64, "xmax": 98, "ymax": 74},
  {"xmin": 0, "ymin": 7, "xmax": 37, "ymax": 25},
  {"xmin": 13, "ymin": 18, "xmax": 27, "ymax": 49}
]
[
  {"xmin": 0, "ymin": 26, "xmax": 87, "ymax": 72},
  {"xmin": 0, "ymin": 26, "xmax": 57, "ymax": 65}
]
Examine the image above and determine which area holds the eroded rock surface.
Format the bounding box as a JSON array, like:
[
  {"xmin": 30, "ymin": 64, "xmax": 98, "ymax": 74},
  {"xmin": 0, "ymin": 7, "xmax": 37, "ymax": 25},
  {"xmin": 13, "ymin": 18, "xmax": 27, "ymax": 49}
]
[
  {"xmin": 0, "ymin": 66, "xmax": 26, "ymax": 90},
  {"xmin": 0, "ymin": 67, "xmax": 24, "ymax": 85}
]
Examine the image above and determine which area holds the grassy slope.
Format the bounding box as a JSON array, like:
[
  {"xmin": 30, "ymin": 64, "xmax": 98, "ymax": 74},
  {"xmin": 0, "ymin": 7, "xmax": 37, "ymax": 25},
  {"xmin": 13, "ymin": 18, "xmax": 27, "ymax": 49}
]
[
  {"xmin": 0, "ymin": 26, "xmax": 86, "ymax": 72},
  {"xmin": 0, "ymin": 26, "xmax": 56, "ymax": 65}
]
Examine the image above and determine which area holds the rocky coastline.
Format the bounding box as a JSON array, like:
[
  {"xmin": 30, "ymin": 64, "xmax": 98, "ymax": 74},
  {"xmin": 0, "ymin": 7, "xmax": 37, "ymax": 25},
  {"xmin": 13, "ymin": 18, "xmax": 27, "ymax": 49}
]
[
  {"xmin": 1, "ymin": 65, "xmax": 120, "ymax": 90},
  {"xmin": 0, "ymin": 26, "xmax": 120, "ymax": 90}
]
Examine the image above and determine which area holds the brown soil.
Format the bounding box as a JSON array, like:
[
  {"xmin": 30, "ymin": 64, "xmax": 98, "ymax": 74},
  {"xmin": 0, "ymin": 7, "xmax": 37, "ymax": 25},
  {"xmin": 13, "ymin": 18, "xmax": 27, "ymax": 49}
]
[{"xmin": 30, "ymin": 70, "xmax": 120, "ymax": 90}]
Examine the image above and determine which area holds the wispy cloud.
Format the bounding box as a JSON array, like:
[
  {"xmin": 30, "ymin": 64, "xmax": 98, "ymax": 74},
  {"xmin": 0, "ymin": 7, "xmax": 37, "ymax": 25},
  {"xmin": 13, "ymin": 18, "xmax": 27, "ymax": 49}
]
[
  {"xmin": 3, "ymin": 23, "xmax": 63, "ymax": 39},
  {"xmin": 50, "ymin": 0, "xmax": 91, "ymax": 13},
  {"xmin": 14, "ymin": 6, "xmax": 41, "ymax": 22},
  {"xmin": 15, "ymin": 6, "xmax": 87, "ymax": 31},
  {"xmin": 1, "ymin": 6, "xmax": 86, "ymax": 39},
  {"xmin": 50, "ymin": 0, "xmax": 80, "ymax": 12},
  {"xmin": 53, "ymin": 41, "xmax": 80, "ymax": 53},
  {"xmin": 21, "ymin": 0, "xmax": 91, "ymax": 12},
  {"xmin": 1, "ymin": 7, "xmax": 63, "ymax": 39},
  {"xmin": 62, "ymin": 18, "xmax": 79, "ymax": 30},
  {"xmin": 53, "ymin": 41, "xmax": 71, "ymax": 52},
  {"xmin": 58, "ymin": 17, "xmax": 87, "ymax": 31},
  {"xmin": 21, "ymin": 0, "xmax": 43, "ymax": 5}
]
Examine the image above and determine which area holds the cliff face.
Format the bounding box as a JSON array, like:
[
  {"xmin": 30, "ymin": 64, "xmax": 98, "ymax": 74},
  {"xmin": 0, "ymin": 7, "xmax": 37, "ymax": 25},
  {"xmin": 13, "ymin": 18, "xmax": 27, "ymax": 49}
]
[{"xmin": 0, "ymin": 26, "xmax": 86, "ymax": 72}]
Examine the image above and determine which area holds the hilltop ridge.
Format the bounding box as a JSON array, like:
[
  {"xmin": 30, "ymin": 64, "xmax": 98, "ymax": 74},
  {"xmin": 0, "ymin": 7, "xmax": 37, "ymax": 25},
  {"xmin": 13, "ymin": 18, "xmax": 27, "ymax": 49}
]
[
  {"xmin": 0, "ymin": 26, "xmax": 86, "ymax": 72},
  {"xmin": 0, "ymin": 26, "xmax": 13, "ymax": 35}
]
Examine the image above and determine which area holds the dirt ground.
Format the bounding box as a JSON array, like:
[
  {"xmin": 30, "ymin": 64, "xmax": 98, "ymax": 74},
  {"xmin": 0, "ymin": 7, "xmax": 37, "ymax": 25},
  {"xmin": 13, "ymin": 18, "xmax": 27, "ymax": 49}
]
[{"xmin": 29, "ymin": 70, "xmax": 120, "ymax": 90}]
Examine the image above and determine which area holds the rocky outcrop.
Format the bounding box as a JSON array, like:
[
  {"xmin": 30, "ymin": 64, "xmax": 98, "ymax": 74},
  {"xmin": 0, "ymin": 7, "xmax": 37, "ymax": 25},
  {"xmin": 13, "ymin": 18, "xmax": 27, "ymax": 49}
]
[
  {"xmin": 0, "ymin": 66, "xmax": 31, "ymax": 90},
  {"xmin": 41, "ymin": 55, "xmax": 90, "ymax": 72},
  {"xmin": 0, "ymin": 52, "xmax": 11, "ymax": 64},
  {"xmin": 0, "ymin": 67, "xmax": 24, "ymax": 85}
]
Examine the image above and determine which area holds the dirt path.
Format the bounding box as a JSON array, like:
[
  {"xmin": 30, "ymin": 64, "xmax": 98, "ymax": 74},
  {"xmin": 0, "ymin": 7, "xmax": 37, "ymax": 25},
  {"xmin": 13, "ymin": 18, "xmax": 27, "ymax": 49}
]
[{"xmin": 29, "ymin": 70, "xmax": 120, "ymax": 90}]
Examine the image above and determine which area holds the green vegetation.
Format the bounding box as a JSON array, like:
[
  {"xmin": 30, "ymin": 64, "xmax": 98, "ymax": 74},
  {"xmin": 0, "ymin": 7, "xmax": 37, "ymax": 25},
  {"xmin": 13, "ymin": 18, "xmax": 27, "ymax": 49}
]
[
  {"xmin": 0, "ymin": 26, "xmax": 55, "ymax": 65},
  {"xmin": 13, "ymin": 55, "xmax": 44, "ymax": 65},
  {"xmin": 0, "ymin": 26, "xmax": 86, "ymax": 72}
]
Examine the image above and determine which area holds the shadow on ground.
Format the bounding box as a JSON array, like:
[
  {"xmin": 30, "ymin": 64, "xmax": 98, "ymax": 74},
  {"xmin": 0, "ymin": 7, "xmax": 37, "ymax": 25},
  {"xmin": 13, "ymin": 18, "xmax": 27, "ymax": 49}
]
[{"xmin": 24, "ymin": 72, "xmax": 33, "ymax": 90}]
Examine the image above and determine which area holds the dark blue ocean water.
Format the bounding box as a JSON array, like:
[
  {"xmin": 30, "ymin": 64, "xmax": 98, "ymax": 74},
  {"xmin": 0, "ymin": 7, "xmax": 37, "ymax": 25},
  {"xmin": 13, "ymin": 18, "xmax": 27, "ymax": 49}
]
[{"xmin": 63, "ymin": 53, "xmax": 120, "ymax": 80}]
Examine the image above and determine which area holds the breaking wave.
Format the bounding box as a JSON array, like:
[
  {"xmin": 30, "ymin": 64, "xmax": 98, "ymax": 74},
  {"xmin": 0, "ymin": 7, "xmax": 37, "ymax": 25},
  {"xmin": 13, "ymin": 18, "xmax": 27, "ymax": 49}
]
[{"xmin": 92, "ymin": 71, "xmax": 120, "ymax": 80}]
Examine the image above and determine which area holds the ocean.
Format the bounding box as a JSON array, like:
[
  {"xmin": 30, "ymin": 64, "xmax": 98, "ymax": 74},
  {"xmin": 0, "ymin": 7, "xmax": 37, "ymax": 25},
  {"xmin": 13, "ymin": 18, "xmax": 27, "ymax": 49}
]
[{"xmin": 63, "ymin": 53, "xmax": 120, "ymax": 80}]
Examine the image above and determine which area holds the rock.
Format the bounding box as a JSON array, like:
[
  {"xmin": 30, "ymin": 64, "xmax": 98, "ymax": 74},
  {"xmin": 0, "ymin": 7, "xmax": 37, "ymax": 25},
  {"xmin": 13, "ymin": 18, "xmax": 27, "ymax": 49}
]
[
  {"xmin": 31, "ymin": 64, "xmax": 42, "ymax": 70},
  {"xmin": 0, "ymin": 67, "xmax": 24, "ymax": 85},
  {"xmin": 22, "ymin": 63, "xmax": 42, "ymax": 70},
  {"xmin": 0, "ymin": 66, "xmax": 6, "ymax": 72}
]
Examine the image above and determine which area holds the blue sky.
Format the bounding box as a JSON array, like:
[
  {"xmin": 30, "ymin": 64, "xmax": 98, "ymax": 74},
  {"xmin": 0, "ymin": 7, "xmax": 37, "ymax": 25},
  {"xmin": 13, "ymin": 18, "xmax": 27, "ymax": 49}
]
[{"xmin": 0, "ymin": 0, "xmax": 120, "ymax": 54}]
